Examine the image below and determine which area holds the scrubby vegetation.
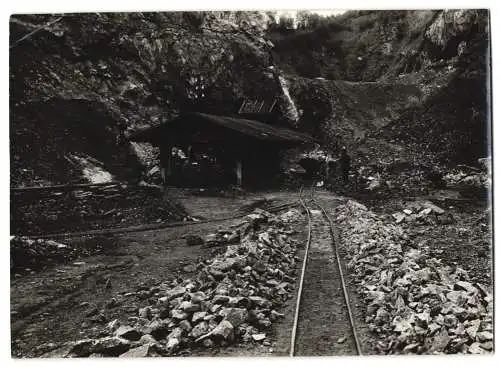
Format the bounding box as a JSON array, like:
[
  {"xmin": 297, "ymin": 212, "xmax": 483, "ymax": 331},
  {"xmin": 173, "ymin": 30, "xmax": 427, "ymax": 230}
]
[{"xmin": 268, "ymin": 9, "xmax": 490, "ymax": 164}]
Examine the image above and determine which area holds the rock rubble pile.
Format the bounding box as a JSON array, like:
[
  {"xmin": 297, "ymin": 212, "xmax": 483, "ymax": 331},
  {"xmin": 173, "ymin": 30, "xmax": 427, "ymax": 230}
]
[
  {"xmin": 11, "ymin": 237, "xmax": 74, "ymax": 273},
  {"xmin": 41, "ymin": 208, "xmax": 303, "ymax": 357},
  {"xmin": 391, "ymin": 200, "xmax": 453, "ymax": 225},
  {"xmin": 11, "ymin": 184, "xmax": 188, "ymax": 235},
  {"xmin": 335, "ymin": 200, "xmax": 493, "ymax": 354}
]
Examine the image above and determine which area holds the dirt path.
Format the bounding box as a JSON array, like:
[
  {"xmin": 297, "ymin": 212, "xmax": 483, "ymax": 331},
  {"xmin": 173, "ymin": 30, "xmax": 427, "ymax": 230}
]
[
  {"xmin": 11, "ymin": 219, "xmax": 238, "ymax": 356},
  {"xmin": 10, "ymin": 190, "xmax": 306, "ymax": 357}
]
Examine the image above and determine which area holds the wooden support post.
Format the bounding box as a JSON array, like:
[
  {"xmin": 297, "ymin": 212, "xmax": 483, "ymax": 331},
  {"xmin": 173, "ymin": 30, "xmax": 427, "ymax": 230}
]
[
  {"xmin": 160, "ymin": 144, "xmax": 172, "ymax": 186},
  {"xmin": 325, "ymin": 157, "xmax": 329, "ymax": 183},
  {"xmin": 187, "ymin": 145, "xmax": 193, "ymax": 163},
  {"xmin": 236, "ymin": 160, "xmax": 243, "ymax": 187},
  {"xmin": 166, "ymin": 150, "xmax": 172, "ymax": 177}
]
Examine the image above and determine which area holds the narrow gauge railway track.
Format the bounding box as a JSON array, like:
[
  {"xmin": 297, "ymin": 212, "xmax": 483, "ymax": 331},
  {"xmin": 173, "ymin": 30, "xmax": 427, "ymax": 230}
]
[
  {"xmin": 21, "ymin": 200, "xmax": 301, "ymax": 239},
  {"xmin": 290, "ymin": 186, "xmax": 361, "ymax": 356},
  {"xmin": 10, "ymin": 181, "xmax": 124, "ymax": 193}
]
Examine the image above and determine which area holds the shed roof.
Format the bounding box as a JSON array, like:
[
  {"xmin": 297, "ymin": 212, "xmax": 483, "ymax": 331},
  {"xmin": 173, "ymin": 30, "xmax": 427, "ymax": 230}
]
[{"xmin": 129, "ymin": 112, "xmax": 315, "ymax": 145}]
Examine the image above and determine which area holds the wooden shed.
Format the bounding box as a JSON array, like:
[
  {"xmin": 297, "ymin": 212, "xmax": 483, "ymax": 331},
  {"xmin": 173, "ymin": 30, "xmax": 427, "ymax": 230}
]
[{"xmin": 129, "ymin": 112, "xmax": 315, "ymax": 187}]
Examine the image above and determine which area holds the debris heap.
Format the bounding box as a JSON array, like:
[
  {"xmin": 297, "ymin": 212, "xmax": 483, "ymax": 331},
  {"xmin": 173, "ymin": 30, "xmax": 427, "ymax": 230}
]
[
  {"xmin": 335, "ymin": 200, "xmax": 493, "ymax": 354},
  {"xmin": 11, "ymin": 237, "xmax": 73, "ymax": 273},
  {"xmin": 11, "ymin": 183, "xmax": 188, "ymax": 235},
  {"xmin": 41, "ymin": 208, "xmax": 303, "ymax": 357},
  {"xmin": 391, "ymin": 200, "xmax": 453, "ymax": 225}
]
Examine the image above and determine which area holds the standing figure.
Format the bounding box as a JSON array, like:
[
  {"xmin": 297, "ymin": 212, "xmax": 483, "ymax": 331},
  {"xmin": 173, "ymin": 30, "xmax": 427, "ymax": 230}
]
[
  {"xmin": 171, "ymin": 147, "xmax": 184, "ymax": 185},
  {"xmin": 116, "ymin": 120, "xmax": 128, "ymax": 146},
  {"xmin": 339, "ymin": 147, "xmax": 351, "ymax": 184},
  {"xmin": 332, "ymin": 133, "xmax": 343, "ymax": 153}
]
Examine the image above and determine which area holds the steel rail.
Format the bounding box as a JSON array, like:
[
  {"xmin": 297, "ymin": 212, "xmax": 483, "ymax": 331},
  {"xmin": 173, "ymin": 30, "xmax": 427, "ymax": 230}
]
[
  {"xmin": 16, "ymin": 200, "xmax": 301, "ymax": 239},
  {"xmin": 289, "ymin": 187, "xmax": 312, "ymax": 357},
  {"xmin": 10, "ymin": 181, "xmax": 124, "ymax": 193},
  {"xmin": 10, "ymin": 16, "xmax": 64, "ymax": 49}
]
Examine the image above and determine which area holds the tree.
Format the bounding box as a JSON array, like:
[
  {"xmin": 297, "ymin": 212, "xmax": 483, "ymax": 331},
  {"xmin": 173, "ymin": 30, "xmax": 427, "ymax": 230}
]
[{"xmin": 279, "ymin": 15, "xmax": 295, "ymax": 30}]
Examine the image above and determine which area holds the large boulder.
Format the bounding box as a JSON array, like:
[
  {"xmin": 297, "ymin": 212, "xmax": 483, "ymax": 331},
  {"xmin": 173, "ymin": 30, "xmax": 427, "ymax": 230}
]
[
  {"xmin": 119, "ymin": 344, "xmax": 161, "ymax": 358},
  {"xmin": 90, "ymin": 337, "xmax": 131, "ymax": 356},
  {"xmin": 115, "ymin": 325, "xmax": 143, "ymax": 341},
  {"xmin": 220, "ymin": 308, "xmax": 249, "ymax": 327}
]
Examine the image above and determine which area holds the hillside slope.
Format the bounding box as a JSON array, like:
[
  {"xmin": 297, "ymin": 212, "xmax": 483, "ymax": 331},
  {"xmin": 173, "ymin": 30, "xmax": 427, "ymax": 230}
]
[
  {"xmin": 10, "ymin": 12, "xmax": 289, "ymax": 186},
  {"xmin": 285, "ymin": 77, "xmax": 423, "ymax": 143},
  {"xmin": 10, "ymin": 10, "xmax": 490, "ymax": 187},
  {"xmin": 272, "ymin": 9, "xmax": 490, "ymax": 167}
]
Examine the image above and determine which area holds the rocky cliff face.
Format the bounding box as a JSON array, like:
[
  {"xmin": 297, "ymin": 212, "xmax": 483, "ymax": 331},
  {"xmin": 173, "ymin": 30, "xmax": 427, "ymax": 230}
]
[
  {"xmin": 425, "ymin": 10, "xmax": 484, "ymax": 54},
  {"xmin": 10, "ymin": 13, "xmax": 276, "ymax": 125},
  {"xmin": 10, "ymin": 10, "xmax": 490, "ymax": 186},
  {"xmin": 382, "ymin": 9, "xmax": 490, "ymax": 165},
  {"xmin": 269, "ymin": 9, "xmax": 487, "ymax": 81},
  {"xmin": 10, "ymin": 12, "xmax": 288, "ymax": 186},
  {"xmin": 273, "ymin": 9, "xmax": 490, "ymax": 166}
]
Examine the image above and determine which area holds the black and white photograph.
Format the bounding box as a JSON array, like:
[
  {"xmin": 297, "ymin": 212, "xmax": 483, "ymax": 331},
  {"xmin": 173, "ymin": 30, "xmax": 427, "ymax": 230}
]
[{"xmin": 7, "ymin": 5, "xmax": 493, "ymax": 359}]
